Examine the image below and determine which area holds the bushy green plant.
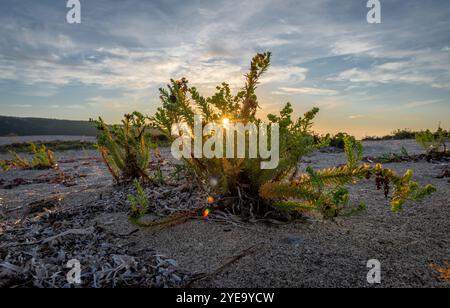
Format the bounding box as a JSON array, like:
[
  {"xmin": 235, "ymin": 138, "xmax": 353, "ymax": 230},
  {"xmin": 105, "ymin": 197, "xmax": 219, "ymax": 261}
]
[
  {"xmin": 260, "ymin": 137, "xmax": 436, "ymax": 218},
  {"xmin": 128, "ymin": 179, "xmax": 150, "ymax": 218},
  {"xmin": 416, "ymin": 126, "xmax": 448, "ymax": 154},
  {"xmin": 323, "ymin": 132, "xmax": 356, "ymax": 149},
  {"xmin": 92, "ymin": 112, "xmax": 157, "ymax": 183},
  {"xmin": 391, "ymin": 129, "xmax": 417, "ymax": 140},
  {"xmin": 152, "ymin": 52, "xmax": 324, "ymax": 214},
  {"xmin": 150, "ymin": 52, "xmax": 435, "ymax": 220},
  {"xmin": 365, "ymin": 128, "xmax": 449, "ymax": 141},
  {"xmin": 2, "ymin": 143, "xmax": 57, "ymax": 170},
  {"xmin": 363, "ymin": 129, "xmax": 416, "ymax": 141}
]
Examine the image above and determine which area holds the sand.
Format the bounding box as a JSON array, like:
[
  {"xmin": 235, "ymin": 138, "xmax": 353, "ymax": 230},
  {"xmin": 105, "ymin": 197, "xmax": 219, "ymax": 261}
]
[{"xmin": 0, "ymin": 139, "xmax": 449, "ymax": 288}]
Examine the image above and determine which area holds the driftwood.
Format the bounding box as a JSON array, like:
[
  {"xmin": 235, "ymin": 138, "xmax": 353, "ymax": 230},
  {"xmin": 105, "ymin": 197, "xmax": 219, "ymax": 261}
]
[
  {"xmin": 15, "ymin": 196, "xmax": 64, "ymax": 224},
  {"xmin": 437, "ymin": 166, "xmax": 450, "ymax": 182}
]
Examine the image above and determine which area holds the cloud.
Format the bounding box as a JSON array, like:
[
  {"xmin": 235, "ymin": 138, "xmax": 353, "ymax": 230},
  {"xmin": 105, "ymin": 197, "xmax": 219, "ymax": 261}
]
[
  {"xmin": 254, "ymin": 37, "xmax": 292, "ymax": 48},
  {"xmin": 261, "ymin": 67, "xmax": 308, "ymax": 84},
  {"xmin": 348, "ymin": 115, "xmax": 365, "ymax": 119},
  {"xmin": 11, "ymin": 104, "xmax": 33, "ymax": 108},
  {"xmin": 332, "ymin": 40, "xmax": 378, "ymax": 55},
  {"xmin": 376, "ymin": 62, "xmax": 408, "ymax": 71},
  {"xmin": 316, "ymin": 100, "xmax": 344, "ymax": 110},
  {"xmin": 432, "ymin": 83, "xmax": 450, "ymax": 89},
  {"xmin": 331, "ymin": 60, "xmax": 435, "ymax": 85},
  {"xmin": 273, "ymin": 87, "xmax": 338, "ymax": 96},
  {"xmin": 85, "ymin": 93, "xmax": 148, "ymax": 111},
  {"xmin": 67, "ymin": 105, "xmax": 86, "ymax": 110},
  {"xmin": 401, "ymin": 100, "xmax": 442, "ymax": 109}
]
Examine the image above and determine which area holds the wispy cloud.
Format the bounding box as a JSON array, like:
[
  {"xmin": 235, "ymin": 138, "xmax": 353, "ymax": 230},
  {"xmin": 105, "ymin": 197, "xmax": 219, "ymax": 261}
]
[
  {"xmin": 332, "ymin": 40, "xmax": 378, "ymax": 55},
  {"xmin": 331, "ymin": 60, "xmax": 435, "ymax": 85},
  {"xmin": 348, "ymin": 115, "xmax": 365, "ymax": 119},
  {"xmin": 316, "ymin": 100, "xmax": 344, "ymax": 110},
  {"xmin": 401, "ymin": 99, "xmax": 442, "ymax": 109},
  {"xmin": 66, "ymin": 105, "xmax": 86, "ymax": 110},
  {"xmin": 273, "ymin": 87, "xmax": 338, "ymax": 96},
  {"xmin": 11, "ymin": 104, "xmax": 33, "ymax": 108}
]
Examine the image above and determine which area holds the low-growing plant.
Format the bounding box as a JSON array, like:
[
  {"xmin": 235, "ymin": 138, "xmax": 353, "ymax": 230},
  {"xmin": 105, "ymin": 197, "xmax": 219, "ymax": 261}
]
[
  {"xmin": 391, "ymin": 129, "xmax": 417, "ymax": 140},
  {"xmin": 0, "ymin": 160, "xmax": 9, "ymax": 171},
  {"xmin": 128, "ymin": 179, "xmax": 150, "ymax": 219},
  {"xmin": 260, "ymin": 137, "xmax": 436, "ymax": 218},
  {"xmin": 92, "ymin": 112, "xmax": 157, "ymax": 183},
  {"xmin": 2, "ymin": 143, "xmax": 57, "ymax": 170},
  {"xmin": 416, "ymin": 126, "xmax": 448, "ymax": 154},
  {"xmin": 400, "ymin": 146, "xmax": 410, "ymax": 157},
  {"xmin": 322, "ymin": 132, "xmax": 356, "ymax": 149},
  {"xmin": 369, "ymin": 148, "xmax": 410, "ymax": 163},
  {"xmin": 153, "ymin": 165, "xmax": 165, "ymax": 185},
  {"xmin": 364, "ymin": 129, "xmax": 418, "ymax": 141}
]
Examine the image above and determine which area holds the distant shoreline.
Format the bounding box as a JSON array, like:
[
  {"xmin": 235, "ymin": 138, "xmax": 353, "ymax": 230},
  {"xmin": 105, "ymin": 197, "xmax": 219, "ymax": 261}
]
[
  {"xmin": 0, "ymin": 115, "xmax": 98, "ymax": 137},
  {"xmin": 0, "ymin": 135, "xmax": 97, "ymax": 147}
]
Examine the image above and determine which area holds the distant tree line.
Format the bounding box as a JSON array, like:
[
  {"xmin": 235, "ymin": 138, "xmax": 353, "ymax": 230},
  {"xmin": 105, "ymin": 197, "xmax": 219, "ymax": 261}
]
[{"xmin": 0, "ymin": 116, "xmax": 98, "ymax": 136}]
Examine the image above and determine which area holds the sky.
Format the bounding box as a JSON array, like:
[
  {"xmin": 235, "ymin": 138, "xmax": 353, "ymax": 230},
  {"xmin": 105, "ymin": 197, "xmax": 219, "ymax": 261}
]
[{"xmin": 0, "ymin": 0, "xmax": 449, "ymax": 137}]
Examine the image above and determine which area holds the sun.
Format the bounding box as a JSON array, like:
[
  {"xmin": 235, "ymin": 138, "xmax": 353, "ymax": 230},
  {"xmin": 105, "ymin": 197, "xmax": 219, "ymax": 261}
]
[{"xmin": 222, "ymin": 118, "xmax": 230, "ymax": 126}]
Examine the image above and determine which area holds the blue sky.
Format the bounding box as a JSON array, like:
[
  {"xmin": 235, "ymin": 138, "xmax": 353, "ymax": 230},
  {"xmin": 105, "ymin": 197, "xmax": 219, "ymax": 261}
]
[{"xmin": 0, "ymin": 0, "xmax": 449, "ymax": 137}]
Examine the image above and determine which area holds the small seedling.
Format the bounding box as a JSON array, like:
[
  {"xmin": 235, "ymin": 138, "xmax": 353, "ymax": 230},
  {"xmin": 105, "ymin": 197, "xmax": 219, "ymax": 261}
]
[{"xmin": 127, "ymin": 179, "xmax": 150, "ymax": 219}]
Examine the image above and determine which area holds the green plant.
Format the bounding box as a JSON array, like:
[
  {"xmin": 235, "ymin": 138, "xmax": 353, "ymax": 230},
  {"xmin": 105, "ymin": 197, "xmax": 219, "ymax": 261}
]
[
  {"xmin": 0, "ymin": 160, "xmax": 9, "ymax": 171},
  {"xmin": 364, "ymin": 146, "xmax": 413, "ymax": 164},
  {"xmin": 400, "ymin": 146, "xmax": 409, "ymax": 157},
  {"xmin": 127, "ymin": 179, "xmax": 150, "ymax": 218},
  {"xmin": 344, "ymin": 135, "xmax": 363, "ymax": 170},
  {"xmin": 149, "ymin": 52, "xmax": 435, "ymax": 221},
  {"xmin": 152, "ymin": 52, "xmax": 324, "ymax": 215},
  {"xmin": 323, "ymin": 132, "xmax": 356, "ymax": 149},
  {"xmin": 92, "ymin": 112, "xmax": 157, "ymax": 183},
  {"xmin": 152, "ymin": 165, "xmax": 165, "ymax": 185},
  {"xmin": 0, "ymin": 141, "xmax": 96, "ymax": 154},
  {"xmin": 364, "ymin": 128, "xmax": 450, "ymax": 142},
  {"xmin": 416, "ymin": 126, "xmax": 448, "ymax": 154},
  {"xmin": 3, "ymin": 143, "xmax": 57, "ymax": 170},
  {"xmin": 391, "ymin": 129, "xmax": 416, "ymax": 140},
  {"xmin": 260, "ymin": 136, "xmax": 436, "ymax": 218}
]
